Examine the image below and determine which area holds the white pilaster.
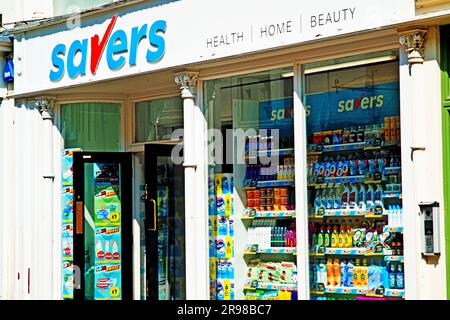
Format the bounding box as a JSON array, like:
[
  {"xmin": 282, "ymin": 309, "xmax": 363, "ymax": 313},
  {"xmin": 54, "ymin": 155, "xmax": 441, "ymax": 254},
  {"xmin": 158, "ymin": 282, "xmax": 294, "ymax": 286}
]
[
  {"xmin": 399, "ymin": 26, "xmax": 447, "ymax": 299},
  {"xmin": 175, "ymin": 71, "xmax": 209, "ymax": 299},
  {"xmin": 36, "ymin": 97, "xmax": 56, "ymax": 299}
]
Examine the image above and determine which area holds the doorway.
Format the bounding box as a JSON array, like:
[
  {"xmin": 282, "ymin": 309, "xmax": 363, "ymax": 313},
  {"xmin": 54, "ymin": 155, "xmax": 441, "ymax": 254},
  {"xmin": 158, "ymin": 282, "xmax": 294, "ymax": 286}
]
[
  {"xmin": 144, "ymin": 144, "xmax": 186, "ymax": 300},
  {"xmin": 73, "ymin": 152, "xmax": 133, "ymax": 300}
]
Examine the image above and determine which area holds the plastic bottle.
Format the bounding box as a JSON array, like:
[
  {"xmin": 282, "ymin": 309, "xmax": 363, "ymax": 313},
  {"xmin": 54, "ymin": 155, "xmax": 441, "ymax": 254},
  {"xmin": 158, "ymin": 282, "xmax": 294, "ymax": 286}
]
[
  {"xmin": 358, "ymin": 184, "xmax": 366, "ymax": 209},
  {"xmin": 354, "ymin": 259, "xmax": 361, "ymax": 287},
  {"xmin": 342, "ymin": 185, "xmax": 350, "ymax": 207},
  {"xmin": 315, "ymin": 191, "xmax": 322, "ymax": 211},
  {"xmin": 349, "ymin": 184, "xmax": 358, "ymax": 208},
  {"xmin": 334, "ymin": 185, "xmax": 343, "ymax": 209},
  {"xmin": 396, "ymin": 264, "xmax": 404, "ymax": 289},
  {"xmin": 345, "ymin": 226, "xmax": 353, "ymax": 248},
  {"xmin": 388, "ymin": 263, "xmax": 396, "ymax": 289},
  {"xmin": 374, "ymin": 184, "xmax": 383, "ymax": 203},
  {"xmin": 317, "ymin": 227, "xmax": 324, "ymax": 247},
  {"xmin": 340, "ymin": 260, "xmax": 347, "ymax": 288},
  {"xmin": 319, "ymin": 260, "xmax": 327, "ymax": 286},
  {"xmin": 325, "ymin": 226, "xmax": 331, "ymax": 248},
  {"xmin": 326, "ymin": 258, "xmax": 334, "ymax": 287},
  {"xmin": 327, "ymin": 188, "xmax": 335, "ymax": 210},
  {"xmin": 346, "ymin": 259, "xmax": 354, "ymax": 287},
  {"xmin": 321, "ymin": 190, "xmax": 328, "ymax": 209},
  {"xmin": 338, "ymin": 226, "xmax": 345, "ymax": 248},
  {"xmin": 366, "ymin": 184, "xmax": 375, "ymax": 206},
  {"xmin": 368, "ymin": 259, "xmax": 376, "ymax": 290},
  {"xmin": 333, "ymin": 259, "xmax": 341, "ymax": 287},
  {"xmin": 361, "ymin": 259, "xmax": 368, "ymax": 287},
  {"xmin": 331, "ymin": 226, "xmax": 339, "ymax": 248}
]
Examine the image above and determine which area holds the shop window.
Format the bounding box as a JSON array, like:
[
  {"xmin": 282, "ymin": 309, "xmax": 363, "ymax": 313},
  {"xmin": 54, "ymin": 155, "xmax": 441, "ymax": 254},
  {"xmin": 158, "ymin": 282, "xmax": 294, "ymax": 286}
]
[
  {"xmin": 205, "ymin": 67, "xmax": 295, "ymax": 300},
  {"xmin": 304, "ymin": 52, "xmax": 405, "ymax": 300},
  {"xmin": 61, "ymin": 102, "xmax": 121, "ymax": 151},
  {"xmin": 134, "ymin": 96, "xmax": 183, "ymax": 143}
]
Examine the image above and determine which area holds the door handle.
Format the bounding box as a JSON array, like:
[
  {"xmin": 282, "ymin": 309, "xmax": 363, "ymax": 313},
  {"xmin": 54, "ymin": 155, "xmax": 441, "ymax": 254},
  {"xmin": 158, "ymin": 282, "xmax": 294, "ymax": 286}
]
[
  {"xmin": 75, "ymin": 201, "xmax": 84, "ymax": 234},
  {"xmin": 150, "ymin": 199, "xmax": 157, "ymax": 231}
]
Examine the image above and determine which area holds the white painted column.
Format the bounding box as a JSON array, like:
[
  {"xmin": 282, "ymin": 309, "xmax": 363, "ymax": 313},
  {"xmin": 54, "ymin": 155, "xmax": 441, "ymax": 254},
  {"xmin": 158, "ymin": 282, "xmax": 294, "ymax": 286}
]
[
  {"xmin": 400, "ymin": 27, "xmax": 447, "ymax": 299},
  {"xmin": 175, "ymin": 72, "xmax": 209, "ymax": 299},
  {"xmin": 36, "ymin": 97, "xmax": 56, "ymax": 299},
  {"xmin": 0, "ymin": 96, "xmax": 16, "ymax": 300}
]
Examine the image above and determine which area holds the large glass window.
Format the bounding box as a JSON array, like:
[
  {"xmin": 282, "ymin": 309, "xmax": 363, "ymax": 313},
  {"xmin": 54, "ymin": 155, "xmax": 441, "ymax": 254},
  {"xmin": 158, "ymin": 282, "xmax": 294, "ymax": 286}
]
[
  {"xmin": 305, "ymin": 52, "xmax": 405, "ymax": 300},
  {"xmin": 134, "ymin": 96, "xmax": 183, "ymax": 143},
  {"xmin": 61, "ymin": 102, "xmax": 121, "ymax": 151},
  {"xmin": 205, "ymin": 67, "xmax": 296, "ymax": 301}
]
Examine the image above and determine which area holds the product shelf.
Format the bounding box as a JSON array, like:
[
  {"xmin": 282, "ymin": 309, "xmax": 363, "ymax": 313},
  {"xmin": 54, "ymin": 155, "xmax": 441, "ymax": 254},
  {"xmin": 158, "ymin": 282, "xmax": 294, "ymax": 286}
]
[
  {"xmin": 384, "ymin": 289, "xmax": 405, "ymax": 298},
  {"xmin": 384, "ymin": 255, "xmax": 404, "ymax": 263},
  {"xmin": 307, "ymin": 142, "xmax": 400, "ymax": 156},
  {"xmin": 244, "ymin": 282, "xmax": 296, "ymax": 291},
  {"xmin": 244, "ymin": 247, "xmax": 297, "ymax": 255},
  {"xmin": 309, "ymin": 209, "xmax": 386, "ymax": 219},
  {"xmin": 246, "ymin": 148, "xmax": 294, "ymax": 160},
  {"xmin": 325, "ymin": 286, "xmax": 368, "ymax": 295},
  {"xmin": 383, "ymin": 167, "xmax": 401, "ymax": 175},
  {"xmin": 242, "ymin": 210, "xmax": 296, "ymax": 220},
  {"xmin": 383, "ymin": 226, "xmax": 403, "ymax": 233},
  {"xmin": 382, "ymin": 192, "xmax": 402, "ymax": 199},
  {"xmin": 243, "ymin": 179, "xmax": 294, "ymax": 189},
  {"xmin": 325, "ymin": 248, "xmax": 367, "ymax": 255}
]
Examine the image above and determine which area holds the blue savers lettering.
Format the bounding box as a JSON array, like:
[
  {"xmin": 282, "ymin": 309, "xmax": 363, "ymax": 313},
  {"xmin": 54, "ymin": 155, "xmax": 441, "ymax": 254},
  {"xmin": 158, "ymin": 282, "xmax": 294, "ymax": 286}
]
[{"xmin": 49, "ymin": 16, "xmax": 167, "ymax": 82}]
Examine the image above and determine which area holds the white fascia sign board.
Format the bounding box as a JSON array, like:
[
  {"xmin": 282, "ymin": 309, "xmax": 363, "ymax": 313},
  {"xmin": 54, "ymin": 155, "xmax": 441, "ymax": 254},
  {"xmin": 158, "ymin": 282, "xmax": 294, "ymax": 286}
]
[{"xmin": 13, "ymin": 0, "xmax": 414, "ymax": 95}]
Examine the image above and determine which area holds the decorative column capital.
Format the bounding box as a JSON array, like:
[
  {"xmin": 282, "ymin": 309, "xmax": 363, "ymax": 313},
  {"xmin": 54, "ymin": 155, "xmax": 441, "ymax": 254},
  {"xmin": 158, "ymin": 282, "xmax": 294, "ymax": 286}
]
[
  {"xmin": 36, "ymin": 96, "xmax": 55, "ymax": 120},
  {"xmin": 399, "ymin": 28, "xmax": 428, "ymax": 65},
  {"xmin": 174, "ymin": 71, "xmax": 199, "ymax": 99}
]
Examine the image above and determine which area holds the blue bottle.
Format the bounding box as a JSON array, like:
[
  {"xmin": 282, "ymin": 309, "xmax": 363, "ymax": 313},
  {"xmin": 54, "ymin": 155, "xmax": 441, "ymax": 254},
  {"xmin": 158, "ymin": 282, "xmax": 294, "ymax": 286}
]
[
  {"xmin": 396, "ymin": 264, "xmax": 404, "ymax": 289},
  {"xmin": 389, "ymin": 263, "xmax": 396, "ymax": 289},
  {"xmin": 346, "ymin": 259, "xmax": 354, "ymax": 287}
]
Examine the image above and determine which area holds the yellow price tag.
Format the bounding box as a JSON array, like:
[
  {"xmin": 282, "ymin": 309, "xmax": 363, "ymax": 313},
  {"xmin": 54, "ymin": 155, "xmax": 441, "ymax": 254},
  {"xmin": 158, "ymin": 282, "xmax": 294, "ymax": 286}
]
[
  {"xmin": 212, "ymin": 216, "xmax": 218, "ymax": 236},
  {"xmin": 224, "ymin": 280, "xmax": 231, "ymax": 300},
  {"xmin": 225, "ymin": 195, "xmax": 232, "ymax": 217},
  {"xmin": 110, "ymin": 286, "xmax": 120, "ymax": 298},
  {"xmin": 110, "ymin": 212, "xmax": 120, "ymax": 222},
  {"xmin": 210, "ymin": 258, "xmax": 216, "ymax": 280},
  {"xmin": 225, "ymin": 236, "xmax": 233, "ymax": 258}
]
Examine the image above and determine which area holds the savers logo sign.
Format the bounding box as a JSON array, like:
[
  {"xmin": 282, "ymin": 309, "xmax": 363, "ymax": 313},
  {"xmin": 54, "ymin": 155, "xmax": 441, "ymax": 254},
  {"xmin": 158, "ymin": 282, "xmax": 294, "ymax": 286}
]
[
  {"xmin": 337, "ymin": 94, "xmax": 384, "ymax": 113},
  {"xmin": 49, "ymin": 16, "xmax": 167, "ymax": 82}
]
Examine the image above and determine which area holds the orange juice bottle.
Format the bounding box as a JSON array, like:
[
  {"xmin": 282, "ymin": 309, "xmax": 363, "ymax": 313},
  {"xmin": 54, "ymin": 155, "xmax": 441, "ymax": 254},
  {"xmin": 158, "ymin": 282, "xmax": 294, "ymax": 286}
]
[
  {"xmin": 333, "ymin": 259, "xmax": 341, "ymax": 287},
  {"xmin": 326, "ymin": 258, "xmax": 334, "ymax": 287}
]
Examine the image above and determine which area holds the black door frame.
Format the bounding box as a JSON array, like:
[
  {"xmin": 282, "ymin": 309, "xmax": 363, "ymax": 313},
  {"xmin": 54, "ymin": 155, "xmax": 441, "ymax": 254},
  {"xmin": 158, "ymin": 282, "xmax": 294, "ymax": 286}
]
[
  {"xmin": 73, "ymin": 152, "xmax": 133, "ymax": 300},
  {"xmin": 144, "ymin": 143, "xmax": 183, "ymax": 300}
]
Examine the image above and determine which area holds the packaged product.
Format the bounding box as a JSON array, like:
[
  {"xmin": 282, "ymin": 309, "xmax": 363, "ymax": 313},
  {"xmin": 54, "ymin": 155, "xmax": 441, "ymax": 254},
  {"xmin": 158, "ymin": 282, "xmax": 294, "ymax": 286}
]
[
  {"xmin": 263, "ymin": 262, "xmax": 281, "ymax": 283},
  {"xmin": 247, "ymin": 260, "xmax": 260, "ymax": 281},
  {"xmin": 352, "ymin": 229, "xmax": 366, "ymax": 248},
  {"xmin": 217, "ymin": 216, "xmax": 228, "ymax": 236},
  {"xmin": 279, "ymin": 262, "xmax": 296, "ymax": 284}
]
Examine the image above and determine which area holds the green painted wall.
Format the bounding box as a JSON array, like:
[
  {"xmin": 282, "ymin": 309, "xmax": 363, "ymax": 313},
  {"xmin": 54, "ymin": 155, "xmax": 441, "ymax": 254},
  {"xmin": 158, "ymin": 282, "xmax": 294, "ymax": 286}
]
[{"xmin": 440, "ymin": 24, "xmax": 450, "ymax": 299}]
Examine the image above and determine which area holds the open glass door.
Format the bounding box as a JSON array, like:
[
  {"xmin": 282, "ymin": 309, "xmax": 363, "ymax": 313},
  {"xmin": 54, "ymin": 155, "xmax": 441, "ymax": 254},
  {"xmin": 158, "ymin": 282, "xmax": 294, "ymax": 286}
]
[
  {"xmin": 73, "ymin": 152, "xmax": 133, "ymax": 300},
  {"xmin": 144, "ymin": 144, "xmax": 186, "ymax": 300}
]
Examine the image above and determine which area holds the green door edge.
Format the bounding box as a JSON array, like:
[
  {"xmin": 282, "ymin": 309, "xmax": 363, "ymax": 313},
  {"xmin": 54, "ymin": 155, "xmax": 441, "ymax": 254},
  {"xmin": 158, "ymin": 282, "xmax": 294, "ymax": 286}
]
[{"xmin": 440, "ymin": 25, "xmax": 450, "ymax": 300}]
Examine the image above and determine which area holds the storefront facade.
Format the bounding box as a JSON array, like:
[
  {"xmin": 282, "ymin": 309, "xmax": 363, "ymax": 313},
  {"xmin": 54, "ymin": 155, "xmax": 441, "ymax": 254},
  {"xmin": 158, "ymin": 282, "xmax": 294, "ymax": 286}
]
[{"xmin": 1, "ymin": 0, "xmax": 450, "ymax": 300}]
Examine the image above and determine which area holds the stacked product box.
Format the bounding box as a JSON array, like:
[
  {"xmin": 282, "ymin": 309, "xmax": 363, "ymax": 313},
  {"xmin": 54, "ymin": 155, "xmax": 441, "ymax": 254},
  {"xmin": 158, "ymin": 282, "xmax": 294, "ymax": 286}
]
[
  {"xmin": 209, "ymin": 173, "xmax": 235, "ymax": 300},
  {"xmin": 61, "ymin": 148, "xmax": 81, "ymax": 300}
]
